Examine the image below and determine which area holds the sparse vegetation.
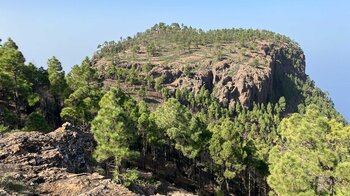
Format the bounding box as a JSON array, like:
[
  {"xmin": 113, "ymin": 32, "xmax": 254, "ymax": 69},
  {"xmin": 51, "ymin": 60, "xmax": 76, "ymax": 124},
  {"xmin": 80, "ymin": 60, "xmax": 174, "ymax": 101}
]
[
  {"xmin": 94, "ymin": 23, "xmax": 303, "ymax": 72},
  {"xmin": 0, "ymin": 174, "xmax": 33, "ymax": 194}
]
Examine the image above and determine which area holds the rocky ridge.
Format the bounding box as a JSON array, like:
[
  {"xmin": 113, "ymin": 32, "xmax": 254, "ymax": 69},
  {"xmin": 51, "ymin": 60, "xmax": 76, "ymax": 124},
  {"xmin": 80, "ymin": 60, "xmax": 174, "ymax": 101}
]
[
  {"xmin": 0, "ymin": 123, "xmax": 134, "ymax": 195},
  {"xmin": 96, "ymin": 36, "xmax": 306, "ymax": 111}
]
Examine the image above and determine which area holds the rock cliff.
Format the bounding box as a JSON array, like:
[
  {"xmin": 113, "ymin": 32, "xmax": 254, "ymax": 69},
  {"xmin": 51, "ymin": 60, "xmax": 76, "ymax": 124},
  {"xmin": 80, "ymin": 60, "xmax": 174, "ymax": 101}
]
[{"xmin": 160, "ymin": 41, "xmax": 306, "ymax": 109}]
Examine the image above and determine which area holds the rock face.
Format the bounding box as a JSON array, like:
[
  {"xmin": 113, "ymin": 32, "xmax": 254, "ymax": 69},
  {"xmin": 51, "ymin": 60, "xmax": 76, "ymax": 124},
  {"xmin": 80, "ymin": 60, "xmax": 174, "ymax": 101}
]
[
  {"xmin": 148, "ymin": 42, "xmax": 305, "ymax": 109},
  {"xmin": 104, "ymin": 40, "xmax": 306, "ymax": 110},
  {"xmin": 0, "ymin": 123, "xmax": 134, "ymax": 195}
]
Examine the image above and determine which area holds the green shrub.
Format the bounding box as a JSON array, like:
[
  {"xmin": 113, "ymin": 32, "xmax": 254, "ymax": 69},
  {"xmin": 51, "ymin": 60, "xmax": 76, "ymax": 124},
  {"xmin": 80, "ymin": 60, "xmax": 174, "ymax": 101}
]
[
  {"xmin": 143, "ymin": 63, "xmax": 153, "ymax": 73},
  {"xmin": 0, "ymin": 124, "xmax": 9, "ymax": 133},
  {"xmin": 154, "ymin": 76, "xmax": 164, "ymax": 91},
  {"xmin": 251, "ymin": 59, "xmax": 259, "ymax": 68},
  {"xmin": 122, "ymin": 169, "xmax": 140, "ymax": 187},
  {"xmin": 0, "ymin": 108, "xmax": 17, "ymax": 128},
  {"xmin": 183, "ymin": 65, "xmax": 191, "ymax": 76},
  {"xmin": 0, "ymin": 174, "xmax": 28, "ymax": 193},
  {"xmin": 24, "ymin": 112, "xmax": 50, "ymax": 132}
]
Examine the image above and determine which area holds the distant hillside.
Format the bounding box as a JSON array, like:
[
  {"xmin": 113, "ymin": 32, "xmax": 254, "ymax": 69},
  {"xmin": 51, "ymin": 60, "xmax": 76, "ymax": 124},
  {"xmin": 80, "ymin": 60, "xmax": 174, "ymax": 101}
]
[{"xmin": 93, "ymin": 23, "xmax": 343, "ymax": 121}]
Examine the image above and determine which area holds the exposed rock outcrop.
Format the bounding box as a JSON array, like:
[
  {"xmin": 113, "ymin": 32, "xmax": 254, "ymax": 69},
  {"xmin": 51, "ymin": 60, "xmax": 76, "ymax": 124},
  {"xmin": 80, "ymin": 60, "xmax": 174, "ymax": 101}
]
[
  {"xmin": 146, "ymin": 42, "xmax": 305, "ymax": 109},
  {"xmin": 0, "ymin": 123, "xmax": 134, "ymax": 195},
  {"xmin": 98, "ymin": 40, "xmax": 306, "ymax": 111}
]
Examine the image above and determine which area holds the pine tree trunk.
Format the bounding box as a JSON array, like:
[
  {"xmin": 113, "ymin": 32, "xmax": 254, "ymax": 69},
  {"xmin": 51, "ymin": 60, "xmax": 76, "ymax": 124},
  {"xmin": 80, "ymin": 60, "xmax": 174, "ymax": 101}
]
[
  {"xmin": 264, "ymin": 176, "xmax": 267, "ymax": 196},
  {"xmin": 330, "ymin": 176, "xmax": 335, "ymax": 196},
  {"xmin": 248, "ymin": 168, "xmax": 251, "ymax": 196},
  {"xmin": 225, "ymin": 178, "xmax": 230, "ymax": 193},
  {"xmin": 14, "ymin": 72, "xmax": 20, "ymax": 127},
  {"xmin": 54, "ymin": 96, "xmax": 61, "ymax": 126},
  {"xmin": 211, "ymin": 158, "xmax": 214, "ymax": 192},
  {"xmin": 142, "ymin": 137, "xmax": 147, "ymax": 169},
  {"xmin": 153, "ymin": 146, "xmax": 157, "ymax": 161}
]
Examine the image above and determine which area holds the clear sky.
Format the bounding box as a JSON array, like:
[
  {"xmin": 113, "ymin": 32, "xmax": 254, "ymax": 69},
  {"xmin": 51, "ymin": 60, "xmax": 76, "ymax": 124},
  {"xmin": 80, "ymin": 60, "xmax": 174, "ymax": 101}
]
[{"xmin": 1, "ymin": 0, "xmax": 349, "ymax": 121}]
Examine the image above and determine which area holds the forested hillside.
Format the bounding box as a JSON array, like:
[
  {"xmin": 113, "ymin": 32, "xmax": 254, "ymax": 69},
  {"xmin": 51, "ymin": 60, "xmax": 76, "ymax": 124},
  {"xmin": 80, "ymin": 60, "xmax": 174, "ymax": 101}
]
[{"xmin": 0, "ymin": 23, "xmax": 349, "ymax": 195}]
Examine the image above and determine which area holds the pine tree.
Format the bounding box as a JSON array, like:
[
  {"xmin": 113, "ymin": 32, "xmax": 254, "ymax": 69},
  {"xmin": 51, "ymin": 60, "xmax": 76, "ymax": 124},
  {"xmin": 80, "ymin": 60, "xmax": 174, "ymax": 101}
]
[
  {"xmin": 268, "ymin": 105, "xmax": 350, "ymax": 195},
  {"xmin": 61, "ymin": 86, "xmax": 103, "ymax": 128},
  {"xmin": 3, "ymin": 38, "xmax": 18, "ymax": 49},
  {"xmin": 137, "ymin": 101, "xmax": 151, "ymax": 156},
  {"xmin": 0, "ymin": 38, "xmax": 30, "ymax": 125},
  {"xmin": 47, "ymin": 56, "xmax": 68, "ymax": 126},
  {"xmin": 62, "ymin": 57, "xmax": 102, "ymax": 127},
  {"xmin": 209, "ymin": 118, "xmax": 247, "ymax": 192},
  {"xmin": 152, "ymin": 98, "xmax": 210, "ymax": 159},
  {"xmin": 66, "ymin": 57, "xmax": 98, "ymax": 91},
  {"xmin": 91, "ymin": 88, "xmax": 139, "ymax": 180},
  {"xmin": 47, "ymin": 56, "xmax": 67, "ymax": 99}
]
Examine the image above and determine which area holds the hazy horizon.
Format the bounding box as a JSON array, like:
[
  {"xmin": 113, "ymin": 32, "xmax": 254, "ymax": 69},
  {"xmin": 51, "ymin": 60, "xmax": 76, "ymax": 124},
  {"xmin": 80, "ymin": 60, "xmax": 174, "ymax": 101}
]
[{"xmin": 1, "ymin": 0, "xmax": 349, "ymax": 120}]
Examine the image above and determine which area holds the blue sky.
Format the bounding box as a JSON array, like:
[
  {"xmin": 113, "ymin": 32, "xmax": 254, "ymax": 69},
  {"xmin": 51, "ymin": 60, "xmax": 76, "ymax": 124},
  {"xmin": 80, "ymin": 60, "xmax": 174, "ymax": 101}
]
[{"xmin": 1, "ymin": 0, "xmax": 349, "ymax": 120}]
